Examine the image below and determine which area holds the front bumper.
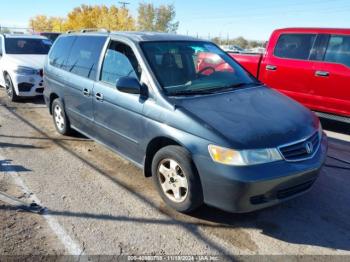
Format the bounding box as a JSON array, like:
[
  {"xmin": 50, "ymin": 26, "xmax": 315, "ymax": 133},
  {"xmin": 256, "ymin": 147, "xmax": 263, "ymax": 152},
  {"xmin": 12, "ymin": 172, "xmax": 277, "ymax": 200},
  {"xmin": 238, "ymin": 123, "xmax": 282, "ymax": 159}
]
[
  {"xmin": 12, "ymin": 73, "xmax": 44, "ymax": 97},
  {"xmin": 194, "ymin": 134, "xmax": 328, "ymax": 213}
]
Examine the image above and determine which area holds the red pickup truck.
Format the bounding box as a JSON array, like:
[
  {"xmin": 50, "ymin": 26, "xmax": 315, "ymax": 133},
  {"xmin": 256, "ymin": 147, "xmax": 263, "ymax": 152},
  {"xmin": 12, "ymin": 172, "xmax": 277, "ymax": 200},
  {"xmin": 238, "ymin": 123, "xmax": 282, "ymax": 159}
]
[{"xmin": 230, "ymin": 28, "xmax": 350, "ymax": 122}]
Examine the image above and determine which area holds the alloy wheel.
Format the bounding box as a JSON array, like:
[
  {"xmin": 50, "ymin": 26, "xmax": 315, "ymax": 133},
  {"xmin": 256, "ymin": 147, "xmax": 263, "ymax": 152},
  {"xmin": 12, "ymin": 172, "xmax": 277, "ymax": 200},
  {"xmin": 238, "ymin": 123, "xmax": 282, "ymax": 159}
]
[
  {"xmin": 54, "ymin": 105, "xmax": 65, "ymax": 132},
  {"xmin": 157, "ymin": 158, "xmax": 189, "ymax": 203},
  {"xmin": 5, "ymin": 77, "xmax": 13, "ymax": 99}
]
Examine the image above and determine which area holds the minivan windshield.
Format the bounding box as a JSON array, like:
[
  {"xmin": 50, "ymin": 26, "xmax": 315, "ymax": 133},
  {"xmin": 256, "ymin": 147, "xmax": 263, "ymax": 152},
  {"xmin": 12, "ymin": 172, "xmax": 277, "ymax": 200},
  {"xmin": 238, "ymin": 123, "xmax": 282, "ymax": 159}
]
[
  {"xmin": 141, "ymin": 41, "xmax": 259, "ymax": 95},
  {"xmin": 5, "ymin": 38, "xmax": 52, "ymax": 55}
]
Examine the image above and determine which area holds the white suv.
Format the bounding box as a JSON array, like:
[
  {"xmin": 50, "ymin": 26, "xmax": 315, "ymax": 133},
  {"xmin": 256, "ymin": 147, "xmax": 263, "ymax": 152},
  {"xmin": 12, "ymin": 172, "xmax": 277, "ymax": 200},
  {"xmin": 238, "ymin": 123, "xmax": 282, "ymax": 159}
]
[{"xmin": 0, "ymin": 34, "xmax": 52, "ymax": 101}]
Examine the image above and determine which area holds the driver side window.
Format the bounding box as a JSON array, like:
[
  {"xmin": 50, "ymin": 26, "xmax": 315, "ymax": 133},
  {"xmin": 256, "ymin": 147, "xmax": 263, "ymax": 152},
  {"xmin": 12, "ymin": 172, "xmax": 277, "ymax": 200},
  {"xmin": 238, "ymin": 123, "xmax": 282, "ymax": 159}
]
[{"xmin": 100, "ymin": 41, "xmax": 141, "ymax": 85}]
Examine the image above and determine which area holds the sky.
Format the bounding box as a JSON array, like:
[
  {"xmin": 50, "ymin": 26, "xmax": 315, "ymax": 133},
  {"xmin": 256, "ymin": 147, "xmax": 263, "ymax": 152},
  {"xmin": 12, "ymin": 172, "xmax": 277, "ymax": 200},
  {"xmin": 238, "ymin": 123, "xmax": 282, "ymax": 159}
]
[{"xmin": 1, "ymin": 0, "xmax": 349, "ymax": 40}]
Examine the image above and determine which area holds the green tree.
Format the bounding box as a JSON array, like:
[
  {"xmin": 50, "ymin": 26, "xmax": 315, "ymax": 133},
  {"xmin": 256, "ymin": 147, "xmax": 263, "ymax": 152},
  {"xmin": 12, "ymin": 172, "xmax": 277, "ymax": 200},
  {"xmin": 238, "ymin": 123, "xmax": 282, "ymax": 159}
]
[
  {"xmin": 137, "ymin": 3, "xmax": 156, "ymax": 31},
  {"xmin": 234, "ymin": 37, "xmax": 249, "ymax": 49},
  {"xmin": 137, "ymin": 2, "xmax": 179, "ymax": 32}
]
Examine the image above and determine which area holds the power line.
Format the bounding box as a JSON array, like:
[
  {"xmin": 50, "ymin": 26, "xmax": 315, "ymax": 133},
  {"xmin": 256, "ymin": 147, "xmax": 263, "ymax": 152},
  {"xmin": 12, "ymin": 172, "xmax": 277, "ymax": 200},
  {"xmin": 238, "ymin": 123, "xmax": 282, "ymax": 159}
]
[{"xmin": 119, "ymin": 1, "xmax": 130, "ymax": 8}]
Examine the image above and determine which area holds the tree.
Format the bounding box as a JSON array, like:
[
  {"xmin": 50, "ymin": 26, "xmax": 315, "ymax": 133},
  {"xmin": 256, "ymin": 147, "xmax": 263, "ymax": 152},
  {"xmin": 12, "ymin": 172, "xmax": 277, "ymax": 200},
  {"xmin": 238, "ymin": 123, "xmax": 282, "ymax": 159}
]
[
  {"xmin": 137, "ymin": 3, "xmax": 179, "ymax": 33},
  {"xmin": 234, "ymin": 37, "xmax": 249, "ymax": 49},
  {"xmin": 155, "ymin": 4, "xmax": 178, "ymax": 32},
  {"xmin": 50, "ymin": 17, "xmax": 65, "ymax": 32},
  {"xmin": 63, "ymin": 4, "xmax": 135, "ymax": 31},
  {"xmin": 29, "ymin": 15, "xmax": 52, "ymax": 32}
]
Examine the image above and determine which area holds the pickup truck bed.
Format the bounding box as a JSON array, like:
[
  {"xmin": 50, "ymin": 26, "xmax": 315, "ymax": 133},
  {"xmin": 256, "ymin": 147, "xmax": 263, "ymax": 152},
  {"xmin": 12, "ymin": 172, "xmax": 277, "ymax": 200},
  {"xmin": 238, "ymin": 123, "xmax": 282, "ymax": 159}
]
[{"xmin": 228, "ymin": 52, "xmax": 263, "ymax": 78}]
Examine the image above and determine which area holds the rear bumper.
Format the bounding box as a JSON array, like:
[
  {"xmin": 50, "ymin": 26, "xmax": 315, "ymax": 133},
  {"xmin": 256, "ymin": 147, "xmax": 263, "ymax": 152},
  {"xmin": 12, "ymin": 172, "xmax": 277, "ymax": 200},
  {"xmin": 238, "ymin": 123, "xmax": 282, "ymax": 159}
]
[{"xmin": 194, "ymin": 134, "xmax": 328, "ymax": 213}]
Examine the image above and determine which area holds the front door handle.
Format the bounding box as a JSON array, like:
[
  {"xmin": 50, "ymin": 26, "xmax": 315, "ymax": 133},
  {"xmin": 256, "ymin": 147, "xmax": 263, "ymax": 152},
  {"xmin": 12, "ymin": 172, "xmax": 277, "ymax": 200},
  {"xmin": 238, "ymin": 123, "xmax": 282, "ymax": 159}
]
[
  {"xmin": 95, "ymin": 92, "xmax": 104, "ymax": 101},
  {"xmin": 315, "ymin": 71, "xmax": 329, "ymax": 77},
  {"xmin": 266, "ymin": 65, "xmax": 277, "ymax": 71},
  {"xmin": 83, "ymin": 88, "xmax": 90, "ymax": 96}
]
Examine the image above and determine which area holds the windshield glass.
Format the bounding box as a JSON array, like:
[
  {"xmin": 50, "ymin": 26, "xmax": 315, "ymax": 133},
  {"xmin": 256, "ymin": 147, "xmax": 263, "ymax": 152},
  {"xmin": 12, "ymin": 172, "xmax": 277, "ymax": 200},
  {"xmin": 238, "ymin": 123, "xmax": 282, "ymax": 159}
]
[
  {"xmin": 141, "ymin": 41, "xmax": 258, "ymax": 95},
  {"xmin": 5, "ymin": 38, "xmax": 52, "ymax": 55}
]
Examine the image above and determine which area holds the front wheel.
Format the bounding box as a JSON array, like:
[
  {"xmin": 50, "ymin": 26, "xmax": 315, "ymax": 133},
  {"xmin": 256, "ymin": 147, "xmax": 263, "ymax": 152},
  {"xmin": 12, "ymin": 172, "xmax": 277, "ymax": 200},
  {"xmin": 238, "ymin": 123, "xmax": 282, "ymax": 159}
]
[
  {"xmin": 4, "ymin": 74, "xmax": 19, "ymax": 102},
  {"xmin": 152, "ymin": 145, "xmax": 203, "ymax": 213},
  {"xmin": 51, "ymin": 99, "xmax": 72, "ymax": 135}
]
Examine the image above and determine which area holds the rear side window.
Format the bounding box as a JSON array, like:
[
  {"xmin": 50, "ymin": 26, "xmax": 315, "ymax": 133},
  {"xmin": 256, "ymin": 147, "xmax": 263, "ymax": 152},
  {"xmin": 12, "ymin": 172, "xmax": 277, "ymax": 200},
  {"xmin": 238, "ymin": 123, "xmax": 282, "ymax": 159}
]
[
  {"xmin": 274, "ymin": 34, "xmax": 316, "ymax": 60},
  {"xmin": 65, "ymin": 36, "xmax": 106, "ymax": 80},
  {"xmin": 324, "ymin": 35, "xmax": 350, "ymax": 67},
  {"xmin": 49, "ymin": 36, "xmax": 76, "ymax": 69}
]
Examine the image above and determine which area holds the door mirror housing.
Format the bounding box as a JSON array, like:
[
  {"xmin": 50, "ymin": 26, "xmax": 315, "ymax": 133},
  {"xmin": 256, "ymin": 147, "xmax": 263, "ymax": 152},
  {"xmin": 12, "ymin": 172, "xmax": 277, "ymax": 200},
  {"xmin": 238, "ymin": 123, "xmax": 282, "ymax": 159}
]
[{"xmin": 116, "ymin": 77, "xmax": 141, "ymax": 94}]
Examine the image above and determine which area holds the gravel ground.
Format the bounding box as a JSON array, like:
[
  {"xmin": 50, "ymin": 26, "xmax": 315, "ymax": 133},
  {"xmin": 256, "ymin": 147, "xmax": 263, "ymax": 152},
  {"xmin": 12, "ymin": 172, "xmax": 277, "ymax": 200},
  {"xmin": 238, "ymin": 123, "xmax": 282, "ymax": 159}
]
[
  {"xmin": 0, "ymin": 173, "xmax": 65, "ymax": 257},
  {"xmin": 0, "ymin": 89, "xmax": 349, "ymax": 258}
]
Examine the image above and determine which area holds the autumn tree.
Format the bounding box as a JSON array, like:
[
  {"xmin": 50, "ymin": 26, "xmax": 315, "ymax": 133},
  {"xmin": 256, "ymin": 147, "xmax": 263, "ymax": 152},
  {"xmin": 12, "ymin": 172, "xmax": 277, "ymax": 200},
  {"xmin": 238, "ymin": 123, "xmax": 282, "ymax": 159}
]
[
  {"xmin": 29, "ymin": 3, "xmax": 177, "ymax": 33},
  {"xmin": 49, "ymin": 17, "xmax": 66, "ymax": 32},
  {"xmin": 61, "ymin": 5, "xmax": 135, "ymax": 31},
  {"xmin": 29, "ymin": 15, "xmax": 52, "ymax": 32},
  {"xmin": 137, "ymin": 3, "xmax": 179, "ymax": 33}
]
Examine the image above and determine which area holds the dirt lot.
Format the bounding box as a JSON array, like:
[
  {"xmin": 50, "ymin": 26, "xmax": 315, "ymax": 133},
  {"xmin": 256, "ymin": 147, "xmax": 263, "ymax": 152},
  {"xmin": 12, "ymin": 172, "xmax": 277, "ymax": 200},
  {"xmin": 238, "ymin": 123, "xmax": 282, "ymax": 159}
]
[{"xmin": 0, "ymin": 89, "xmax": 350, "ymax": 258}]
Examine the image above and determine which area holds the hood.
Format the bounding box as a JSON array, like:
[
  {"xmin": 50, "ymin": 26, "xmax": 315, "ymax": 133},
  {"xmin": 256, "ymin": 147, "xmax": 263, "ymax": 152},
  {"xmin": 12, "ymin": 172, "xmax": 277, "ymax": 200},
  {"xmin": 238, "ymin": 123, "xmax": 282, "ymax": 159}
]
[
  {"xmin": 6, "ymin": 55, "xmax": 47, "ymax": 69},
  {"xmin": 175, "ymin": 86, "xmax": 318, "ymax": 149}
]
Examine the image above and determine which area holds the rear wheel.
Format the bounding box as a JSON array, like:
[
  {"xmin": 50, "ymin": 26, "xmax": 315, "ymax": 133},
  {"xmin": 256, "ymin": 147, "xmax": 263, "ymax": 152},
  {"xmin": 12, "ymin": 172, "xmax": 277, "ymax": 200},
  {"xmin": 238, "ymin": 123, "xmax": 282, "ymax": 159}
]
[
  {"xmin": 152, "ymin": 146, "xmax": 203, "ymax": 213},
  {"xmin": 4, "ymin": 74, "xmax": 19, "ymax": 102},
  {"xmin": 51, "ymin": 99, "xmax": 72, "ymax": 135}
]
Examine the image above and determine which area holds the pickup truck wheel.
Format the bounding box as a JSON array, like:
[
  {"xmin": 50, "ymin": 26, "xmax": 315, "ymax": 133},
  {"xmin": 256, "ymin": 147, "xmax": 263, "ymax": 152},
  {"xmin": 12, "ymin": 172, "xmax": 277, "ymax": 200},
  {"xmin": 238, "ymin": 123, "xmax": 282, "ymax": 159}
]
[
  {"xmin": 52, "ymin": 99, "xmax": 72, "ymax": 135},
  {"xmin": 152, "ymin": 145, "xmax": 203, "ymax": 213},
  {"xmin": 4, "ymin": 74, "xmax": 19, "ymax": 102}
]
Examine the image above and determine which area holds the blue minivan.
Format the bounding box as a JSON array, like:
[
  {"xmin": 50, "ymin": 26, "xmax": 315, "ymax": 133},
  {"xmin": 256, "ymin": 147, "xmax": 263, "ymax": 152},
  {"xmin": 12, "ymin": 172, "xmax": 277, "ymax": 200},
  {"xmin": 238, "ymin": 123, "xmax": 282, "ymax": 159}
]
[{"xmin": 44, "ymin": 31, "xmax": 327, "ymax": 213}]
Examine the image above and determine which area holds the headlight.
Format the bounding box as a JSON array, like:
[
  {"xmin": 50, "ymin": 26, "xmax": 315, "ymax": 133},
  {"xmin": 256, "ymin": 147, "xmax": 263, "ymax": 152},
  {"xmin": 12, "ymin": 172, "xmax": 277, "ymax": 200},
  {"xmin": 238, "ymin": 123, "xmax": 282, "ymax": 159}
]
[
  {"xmin": 208, "ymin": 145, "xmax": 282, "ymax": 166},
  {"xmin": 13, "ymin": 66, "xmax": 38, "ymax": 75}
]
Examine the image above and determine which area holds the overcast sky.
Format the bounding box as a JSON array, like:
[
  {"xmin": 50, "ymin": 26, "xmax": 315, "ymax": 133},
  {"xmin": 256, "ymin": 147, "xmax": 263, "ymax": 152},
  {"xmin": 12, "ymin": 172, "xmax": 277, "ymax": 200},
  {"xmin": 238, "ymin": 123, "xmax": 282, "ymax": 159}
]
[{"xmin": 1, "ymin": 0, "xmax": 349, "ymax": 40}]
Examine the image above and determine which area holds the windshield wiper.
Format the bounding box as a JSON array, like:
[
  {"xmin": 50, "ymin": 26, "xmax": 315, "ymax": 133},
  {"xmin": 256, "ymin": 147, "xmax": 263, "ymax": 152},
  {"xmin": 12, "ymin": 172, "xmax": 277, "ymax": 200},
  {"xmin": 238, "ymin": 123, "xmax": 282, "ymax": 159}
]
[
  {"xmin": 167, "ymin": 89, "xmax": 217, "ymax": 96},
  {"xmin": 208, "ymin": 82, "xmax": 261, "ymax": 93},
  {"xmin": 167, "ymin": 82, "xmax": 261, "ymax": 96}
]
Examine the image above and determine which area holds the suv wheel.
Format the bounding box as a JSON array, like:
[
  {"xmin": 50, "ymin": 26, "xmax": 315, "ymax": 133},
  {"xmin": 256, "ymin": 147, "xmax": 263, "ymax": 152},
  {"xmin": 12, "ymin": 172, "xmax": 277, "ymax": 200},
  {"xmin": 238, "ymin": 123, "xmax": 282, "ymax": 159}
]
[
  {"xmin": 52, "ymin": 99, "xmax": 71, "ymax": 135},
  {"xmin": 152, "ymin": 145, "xmax": 203, "ymax": 213},
  {"xmin": 4, "ymin": 74, "xmax": 19, "ymax": 102}
]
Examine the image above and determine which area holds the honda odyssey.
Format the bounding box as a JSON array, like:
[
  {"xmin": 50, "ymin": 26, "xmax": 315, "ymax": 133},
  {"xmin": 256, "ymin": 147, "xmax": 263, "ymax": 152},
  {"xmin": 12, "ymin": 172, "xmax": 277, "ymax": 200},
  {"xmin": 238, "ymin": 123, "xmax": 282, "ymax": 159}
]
[{"xmin": 44, "ymin": 31, "xmax": 327, "ymax": 213}]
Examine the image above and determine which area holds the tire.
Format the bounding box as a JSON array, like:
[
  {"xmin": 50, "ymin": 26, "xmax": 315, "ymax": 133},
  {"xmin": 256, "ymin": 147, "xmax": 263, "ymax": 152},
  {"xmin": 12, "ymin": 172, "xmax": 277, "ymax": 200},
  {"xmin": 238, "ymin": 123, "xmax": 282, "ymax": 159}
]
[
  {"xmin": 51, "ymin": 99, "xmax": 72, "ymax": 135},
  {"xmin": 4, "ymin": 74, "xmax": 19, "ymax": 102},
  {"xmin": 152, "ymin": 145, "xmax": 203, "ymax": 213}
]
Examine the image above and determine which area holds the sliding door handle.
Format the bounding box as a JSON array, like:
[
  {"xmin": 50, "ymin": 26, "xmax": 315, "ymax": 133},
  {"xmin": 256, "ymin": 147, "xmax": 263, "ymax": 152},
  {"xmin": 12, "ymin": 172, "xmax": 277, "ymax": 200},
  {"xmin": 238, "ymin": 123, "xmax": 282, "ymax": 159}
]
[
  {"xmin": 315, "ymin": 71, "xmax": 329, "ymax": 77},
  {"xmin": 95, "ymin": 92, "xmax": 104, "ymax": 101},
  {"xmin": 266, "ymin": 65, "xmax": 277, "ymax": 71},
  {"xmin": 83, "ymin": 88, "xmax": 90, "ymax": 96}
]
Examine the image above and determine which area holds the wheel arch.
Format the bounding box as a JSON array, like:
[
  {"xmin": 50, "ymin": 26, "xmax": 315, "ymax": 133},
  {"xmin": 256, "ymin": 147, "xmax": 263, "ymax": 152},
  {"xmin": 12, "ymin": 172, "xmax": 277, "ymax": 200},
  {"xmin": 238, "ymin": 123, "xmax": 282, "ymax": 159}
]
[
  {"xmin": 144, "ymin": 136, "xmax": 187, "ymax": 178},
  {"xmin": 49, "ymin": 93, "xmax": 60, "ymax": 115}
]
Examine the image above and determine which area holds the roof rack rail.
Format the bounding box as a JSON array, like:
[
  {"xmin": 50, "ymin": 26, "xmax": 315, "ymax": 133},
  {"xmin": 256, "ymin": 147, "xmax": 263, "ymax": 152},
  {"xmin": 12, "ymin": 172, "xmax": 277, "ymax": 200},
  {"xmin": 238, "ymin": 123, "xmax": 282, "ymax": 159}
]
[{"xmin": 67, "ymin": 28, "xmax": 110, "ymax": 34}]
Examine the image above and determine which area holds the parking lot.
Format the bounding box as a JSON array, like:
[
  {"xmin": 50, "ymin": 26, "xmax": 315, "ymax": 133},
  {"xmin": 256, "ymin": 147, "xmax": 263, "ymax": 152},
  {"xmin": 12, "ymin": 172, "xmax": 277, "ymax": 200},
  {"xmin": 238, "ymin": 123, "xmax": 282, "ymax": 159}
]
[{"xmin": 0, "ymin": 88, "xmax": 350, "ymax": 257}]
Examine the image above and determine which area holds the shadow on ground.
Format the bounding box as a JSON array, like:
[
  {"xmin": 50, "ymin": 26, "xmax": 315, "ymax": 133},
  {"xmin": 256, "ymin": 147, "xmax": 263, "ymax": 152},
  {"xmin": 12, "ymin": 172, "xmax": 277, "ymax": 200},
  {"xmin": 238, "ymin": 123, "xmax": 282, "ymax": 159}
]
[{"xmin": 0, "ymin": 159, "xmax": 31, "ymax": 173}]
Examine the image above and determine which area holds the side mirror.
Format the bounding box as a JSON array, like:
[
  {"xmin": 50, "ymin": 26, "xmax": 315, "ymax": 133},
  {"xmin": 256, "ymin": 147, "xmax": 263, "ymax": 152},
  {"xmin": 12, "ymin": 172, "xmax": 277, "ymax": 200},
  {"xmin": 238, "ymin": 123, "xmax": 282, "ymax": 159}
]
[{"xmin": 116, "ymin": 76, "xmax": 141, "ymax": 94}]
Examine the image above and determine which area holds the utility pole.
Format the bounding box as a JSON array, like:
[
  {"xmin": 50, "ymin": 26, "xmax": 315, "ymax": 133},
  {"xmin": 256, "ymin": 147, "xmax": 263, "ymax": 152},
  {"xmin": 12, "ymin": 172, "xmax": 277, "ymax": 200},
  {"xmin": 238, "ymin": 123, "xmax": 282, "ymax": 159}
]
[{"xmin": 119, "ymin": 1, "xmax": 130, "ymax": 8}]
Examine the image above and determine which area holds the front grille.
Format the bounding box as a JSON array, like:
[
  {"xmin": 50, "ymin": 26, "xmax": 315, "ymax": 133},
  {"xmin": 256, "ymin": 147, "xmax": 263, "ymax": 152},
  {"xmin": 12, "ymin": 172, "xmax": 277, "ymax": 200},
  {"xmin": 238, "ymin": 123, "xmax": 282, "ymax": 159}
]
[
  {"xmin": 36, "ymin": 88, "xmax": 44, "ymax": 93},
  {"xmin": 18, "ymin": 83, "xmax": 34, "ymax": 92},
  {"xmin": 279, "ymin": 132, "xmax": 320, "ymax": 161},
  {"xmin": 276, "ymin": 180, "xmax": 314, "ymax": 199}
]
